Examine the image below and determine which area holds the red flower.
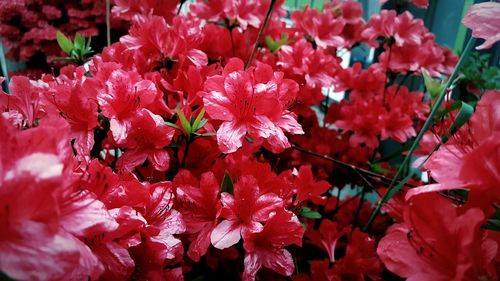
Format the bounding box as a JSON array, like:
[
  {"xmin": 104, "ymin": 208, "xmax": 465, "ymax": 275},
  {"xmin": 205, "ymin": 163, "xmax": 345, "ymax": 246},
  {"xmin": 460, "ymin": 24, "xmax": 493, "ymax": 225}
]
[
  {"xmin": 293, "ymin": 165, "xmax": 331, "ymax": 203},
  {"xmin": 377, "ymin": 193, "xmax": 498, "ymax": 280},
  {"xmin": 306, "ymin": 219, "xmax": 349, "ymax": 262},
  {"xmin": 201, "ymin": 58, "xmax": 303, "ymax": 153},
  {"xmin": 121, "ymin": 15, "xmax": 207, "ymax": 66},
  {"xmin": 0, "ymin": 76, "xmax": 45, "ymax": 127},
  {"xmin": 277, "ymin": 39, "xmax": 340, "ymax": 88},
  {"xmin": 116, "ymin": 109, "xmax": 175, "ymax": 171},
  {"xmin": 333, "ymin": 229, "xmax": 382, "ymax": 281},
  {"xmin": 42, "ymin": 66, "xmax": 99, "ymax": 161},
  {"xmin": 242, "ymin": 209, "xmax": 304, "ymax": 281},
  {"xmin": 408, "ymin": 90, "xmax": 500, "ymax": 210},
  {"xmin": 190, "ymin": 0, "xmax": 284, "ymax": 29},
  {"xmin": 176, "ymin": 172, "xmax": 221, "ymax": 261},
  {"xmin": 112, "ymin": 0, "xmax": 179, "ymax": 23},
  {"xmin": 0, "ymin": 117, "xmax": 104, "ymax": 280},
  {"xmin": 462, "ymin": 2, "xmax": 500, "ymax": 50},
  {"xmin": 292, "ymin": 5, "xmax": 346, "ymax": 49},
  {"xmin": 210, "ymin": 175, "xmax": 283, "ymax": 249}
]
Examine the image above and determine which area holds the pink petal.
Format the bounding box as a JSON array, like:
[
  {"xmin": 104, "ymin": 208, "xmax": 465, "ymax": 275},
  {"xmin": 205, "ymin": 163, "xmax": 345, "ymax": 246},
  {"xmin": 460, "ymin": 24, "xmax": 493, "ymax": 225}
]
[
  {"xmin": 60, "ymin": 191, "xmax": 118, "ymax": 237},
  {"xmin": 186, "ymin": 49, "xmax": 208, "ymax": 66},
  {"xmin": 463, "ymin": 2, "xmax": 500, "ymax": 50},
  {"xmin": 217, "ymin": 121, "xmax": 246, "ymax": 153},
  {"xmin": 92, "ymin": 241, "xmax": 135, "ymax": 280},
  {"xmin": 242, "ymin": 253, "xmax": 262, "ymax": 281},
  {"xmin": 210, "ymin": 220, "xmax": 242, "ymax": 249}
]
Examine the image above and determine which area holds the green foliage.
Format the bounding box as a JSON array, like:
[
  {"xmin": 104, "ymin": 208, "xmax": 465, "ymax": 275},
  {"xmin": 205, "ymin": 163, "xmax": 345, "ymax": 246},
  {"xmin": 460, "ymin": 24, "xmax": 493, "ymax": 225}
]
[
  {"xmin": 174, "ymin": 108, "xmax": 209, "ymax": 140},
  {"xmin": 299, "ymin": 206, "xmax": 322, "ymax": 219},
  {"xmin": 54, "ymin": 31, "xmax": 93, "ymax": 65},
  {"xmin": 459, "ymin": 52, "xmax": 500, "ymax": 93},
  {"xmin": 485, "ymin": 206, "xmax": 500, "ymax": 232},
  {"xmin": 265, "ymin": 33, "xmax": 289, "ymax": 53},
  {"xmin": 422, "ymin": 69, "xmax": 446, "ymax": 101},
  {"xmin": 221, "ymin": 171, "xmax": 234, "ymax": 194}
]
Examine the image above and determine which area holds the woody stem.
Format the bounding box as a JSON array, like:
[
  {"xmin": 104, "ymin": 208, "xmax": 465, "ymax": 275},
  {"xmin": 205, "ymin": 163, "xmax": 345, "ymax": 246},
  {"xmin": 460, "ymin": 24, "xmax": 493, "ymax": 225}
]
[{"xmin": 245, "ymin": 0, "xmax": 276, "ymax": 69}]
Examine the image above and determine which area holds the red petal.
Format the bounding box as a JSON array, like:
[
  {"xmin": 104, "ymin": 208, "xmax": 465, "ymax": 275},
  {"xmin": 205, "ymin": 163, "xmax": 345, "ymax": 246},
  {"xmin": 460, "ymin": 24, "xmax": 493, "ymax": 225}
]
[{"xmin": 211, "ymin": 220, "xmax": 242, "ymax": 249}]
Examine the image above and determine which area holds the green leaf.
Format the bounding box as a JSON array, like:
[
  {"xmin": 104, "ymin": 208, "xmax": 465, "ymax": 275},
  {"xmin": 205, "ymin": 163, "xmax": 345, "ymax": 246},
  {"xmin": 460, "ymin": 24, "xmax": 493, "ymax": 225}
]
[
  {"xmin": 74, "ymin": 33, "xmax": 85, "ymax": 50},
  {"xmin": 221, "ymin": 171, "xmax": 234, "ymax": 194},
  {"xmin": 299, "ymin": 207, "xmax": 322, "ymax": 219},
  {"xmin": 441, "ymin": 101, "xmax": 474, "ymax": 143},
  {"xmin": 165, "ymin": 121, "xmax": 181, "ymax": 130},
  {"xmin": 265, "ymin": 33, "xmax": 289, "ymax": 53},
  {"xmin": 191, "ymin": 108, "xmax": 206, "ymax": 132},
  {"xmin": 422, "ymin": 69, "xmax": 444, "ymax": 100},
  {"xmin": 193, "ymin": 132, "xmax": 216, "ymax": 137},
  {"xmin": 449, "ymin": 101, "xmax": 474, "ymax": 134},
  {"xmin": 485, "ymin": 219, "xmax": 500, "ymax": 231},
  {"xmin": 175, "ymin": 108, "xmax": 192, "ymax": 134},
  {"xmin": 51, "ymin": 57, "xmax": 77, "ymax": 63},
  {"xmin": 370, "ymin": 162, "xmax": 392, "ymax": 175},
  {"xmin": 56, "ymin": 31, "xmax": 73, "ymax": 54}
]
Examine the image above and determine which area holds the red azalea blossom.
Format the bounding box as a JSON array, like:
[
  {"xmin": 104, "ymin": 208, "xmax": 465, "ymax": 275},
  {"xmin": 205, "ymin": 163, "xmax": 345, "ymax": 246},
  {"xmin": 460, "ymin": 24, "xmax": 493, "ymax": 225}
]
[
  {"xmin": 377, "ymin": 193, "xmax": 498, "ymax": 280},
  {"xmin": 242, "ymin": 209, "xmax": 304, "ymax": 281},
  {"xmin": 462, "ymin": 2, "xmax": 500, "ymax": 50},
  {"xmin": 176, "ymin": 171, "xmax": 221, "ymax": 262},
  {"xmin": 201, "ymin": 58, "xmax": 303, "ymax": 153},
  {"xmin": 2, "ymin": 1, "xmax": 499, "ymax": 280},
  {"xmin": 210, "ymin": 175, "xmax": 283, "ymax": 249}
]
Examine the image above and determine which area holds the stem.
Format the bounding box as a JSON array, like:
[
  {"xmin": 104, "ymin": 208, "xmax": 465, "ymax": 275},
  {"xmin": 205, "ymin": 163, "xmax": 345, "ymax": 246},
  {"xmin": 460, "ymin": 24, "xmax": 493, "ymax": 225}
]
[
  {"xmin": 353, "ymin": 185, "xmax": 367, "ymax": 228},
  {"xmin": 181, "ymin": 139, "xmax": 191, "ymax": 168},
  {"xmin": 245, "ymin": 0, "xmax": 276, "ymax": 69},
  {"xmin": 177, "ymin": 0, "xmax": 186, "ymax": 15},
  {"xmin": 0, "ymin": 40, "xmax": 9, "ymax": 93},
  {"xmin": 362, "ymin": 37, "xmax": 476, "ymax": 232},
  {"xmin": 106, "ymin": 0, "xmax": 111, "ymax": 46},
  {"xmin": 291, "ymin": 144, "xmax": 415, "ymax": 188}
]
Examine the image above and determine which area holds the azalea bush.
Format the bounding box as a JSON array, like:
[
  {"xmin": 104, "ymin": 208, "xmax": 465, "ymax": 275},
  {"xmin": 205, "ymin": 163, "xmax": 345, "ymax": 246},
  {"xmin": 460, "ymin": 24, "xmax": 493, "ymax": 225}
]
[{"xmin": 1, "ymin": 0, "xmax": 500, "ymax": 280}]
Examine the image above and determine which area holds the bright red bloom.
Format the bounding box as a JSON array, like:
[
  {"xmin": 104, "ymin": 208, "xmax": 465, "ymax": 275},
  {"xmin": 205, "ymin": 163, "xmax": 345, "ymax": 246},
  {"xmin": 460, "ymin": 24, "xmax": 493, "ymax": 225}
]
[
  {"xmin": 0, "ymin": 76, "xmax": 45, "ymax": 127},
  {"xmin": 242, "ymin": 209, "xmax": 304, "ymax": 281},
  {"xmin": 408, "ymin": 90, "xmax": 500, "ymax": 209},
  {"xmin": 116, "ymin": 108, "xmax": 175, "ymax": 171},
  {"xmin": 42, "ymin": 66, "xmax": 99, "ymax": 161},
  {"xmin": 130, "ymin": 183, "xmax": 186, "ymax": 280},
  {"xmin": 362, "ymin": 10, "xmax": 456, "ymax": 75},
  {"xmin": 333, "ymin": 229, "xmax": 382, "ymax": 281},
  {"xmin": 112, "ymin": 0, "xmax": 179, "ymax": 22},
  {"xmin": 377, "ymin": 193, "xmax": 498, "ymax": 280},
  {"xmin": 190, "ymin": 0, "xmax": 285, "ymax": 29},
  {"xmin": 0, "ymin": 117, "xmax": 106, "ymax": 281},
  {"xmin": 292, "ymin": 5, "xmax": 346, "ymax": 49},
  {"xmin": 462, "ymin": 2, "xmax": 500, "ymax": 50},
  {"xmin": 176, "ymin": 171, "xmax": 221, "ymax": 261},
  {"xmin": 121, "ymin": 15, "xmax": 207, "ymax": 66},
  {"xmin": 210, "ymin": 175, "xmax": 283, "ymax": 249},
  {"xmin": 306, "ymin": 219, "xmax": 348, "ymax": 262},
  {"xmin": 277, "ymin": 39, "xmax": 340, "ymax": 88},
  {"xmin": 293, "ymin": 165, "xmax": 331, "ymax": 203},
  {"xmin": 201, "ymin": 58, "xmax": 303, "ymax": 153}
]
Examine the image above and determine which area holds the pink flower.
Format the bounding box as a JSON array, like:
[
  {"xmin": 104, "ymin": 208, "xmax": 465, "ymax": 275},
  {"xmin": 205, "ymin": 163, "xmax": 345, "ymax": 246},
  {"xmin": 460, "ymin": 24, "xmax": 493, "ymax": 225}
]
[
  {"xmin": 210, "ymin": 175, "xmax": 283, "ymax": 249},
  {"xmin": 116, "ymin": 109, "xmax": 175, "ymax": 172},
  {"xmin": 201, "ymin": 58, "xmax": 303, "ymax": 154},
  {"xmin": 377, "ymin": 193, "xmax": 497, "ymax": 280},
  {"xmin": 176, "ymin": 171, "xmax": 221, "ymax": 261},
  {"xmin": 242, "ymin": 209, "xmax": 304, "ymax": 281},
  {"xmin": 462, "ymin": 2, "xmax": 500, "ymax": 50}
]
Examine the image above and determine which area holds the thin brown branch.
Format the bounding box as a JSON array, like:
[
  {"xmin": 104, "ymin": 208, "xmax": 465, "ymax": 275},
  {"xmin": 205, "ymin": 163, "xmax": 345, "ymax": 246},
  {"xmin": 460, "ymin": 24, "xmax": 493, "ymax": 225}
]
[{"xmin": 290, "ymin": 144, "xmax": 416, "ymax": 188}]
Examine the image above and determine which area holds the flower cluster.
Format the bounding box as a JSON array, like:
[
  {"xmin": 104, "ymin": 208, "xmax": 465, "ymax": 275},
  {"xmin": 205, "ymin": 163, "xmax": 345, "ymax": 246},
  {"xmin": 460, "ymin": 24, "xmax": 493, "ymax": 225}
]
[{"xmin": 1, "ymin": 0, "xmax": 500, "ymax": 280}]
